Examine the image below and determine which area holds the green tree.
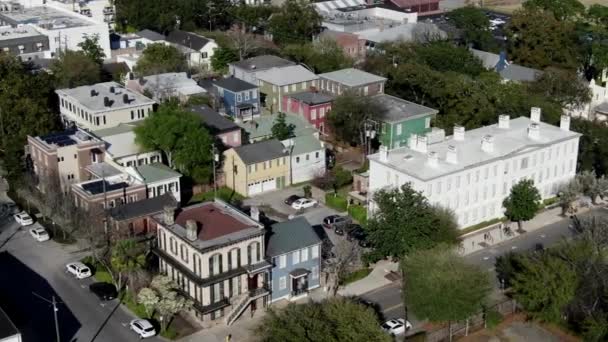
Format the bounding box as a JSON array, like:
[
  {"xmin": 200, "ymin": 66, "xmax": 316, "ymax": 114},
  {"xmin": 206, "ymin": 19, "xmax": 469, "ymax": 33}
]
[
  {"xmin": 268, "ymin": 0, "xmax": 322, "ymax": 46},
  {"xmin": 137, "ymin": 275, "xmax": 193, "ymax": 333},
  {"xmin": 256, "ymin": 298, "xmax": 391, "ymax": 342},
  {"xmin": 327, "ymin": 93, "xmax": 384, "ymax": 145},
  {"xmin": 524, "ymin": 0, "xmax": 585, "ymax": 21},
  {"xmin": 365, "ymin": 183, "xmax": 459, "ymax": 260},
  {"xmin": 110, "ymin": 238, "xmax": 147, "ymax": 291},
  {"xmin": 230, "ymin": 4, "xmax": 278, "ymax": 32},
  {"xmin": 506, "ymin": 8, "xmax": 579, "ymax": 70},
  {"xmin": 529, "ymin": 68, "xmax": 591, "ymax": 109},
  {"xmin": 78, "ymin": 34, "xmax": 106, "ymax": 65},
  {"xmin": 557, "ymin": 178, "xmax": 582, "ymax": 215},
  {"xmin": 403, "ymin": 246, "xmax": 492, "ymax": 323},
  {"xmin": 134, "ymin": 103, "xmax": 214, "ymax": 183},
  {"xmin": 587, "ymin": 4, "xmax": 608, "ymax": 25},
  {"xmin": 51, "ymin": 50, "xmax": 102, "ymax": 88},
  {"xmin": 449, "ymin": 6, "xmax": 497, "ymax": 51},
  {"xmin": 271, "ymin": 112, "xmax": 296, "ymax": 140},
  {"xmin": 571, "ymin": 118, "xmax": 608, "ymax": 176},
  {"xmin": 134, "ymin": 43, "xmax": 186, "ymax": 77},
  {"xmin": 282, "ymin": 38, "xmax": 353, "ymax": 73},
  {"xmin": 503, "ymin": 179, "xmax": 541, "ymax": 231},
  {"xmin": 210, "ymin": 46, "xmax": 239, "ymax": 72}
]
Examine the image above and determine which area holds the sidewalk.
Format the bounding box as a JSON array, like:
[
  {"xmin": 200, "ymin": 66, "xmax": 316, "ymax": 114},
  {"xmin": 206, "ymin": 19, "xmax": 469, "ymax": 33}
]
[{"xmin": 339, "ymin": 259, "xmax": 399, "ymax": 296}]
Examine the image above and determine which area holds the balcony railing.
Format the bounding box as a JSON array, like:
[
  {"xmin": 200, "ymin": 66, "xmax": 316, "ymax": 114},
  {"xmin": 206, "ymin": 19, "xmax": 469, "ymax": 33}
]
[{"xmin": 249, "ymin": 284, "xmax": 270, "ymax": 299}]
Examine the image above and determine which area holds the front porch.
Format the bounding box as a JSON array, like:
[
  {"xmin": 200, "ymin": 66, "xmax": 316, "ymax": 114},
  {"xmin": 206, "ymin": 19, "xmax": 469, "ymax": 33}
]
[
  {"xmin": 235, "ymin": 103, "xmax": 258, "ymax": 121},
  {"xmin": 289, "ymin": 268, "xmax": 311, "ymax": 301}
]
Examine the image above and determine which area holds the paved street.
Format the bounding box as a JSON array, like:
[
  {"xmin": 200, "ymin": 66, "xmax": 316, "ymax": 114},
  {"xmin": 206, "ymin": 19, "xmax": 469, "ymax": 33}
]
[
  {"xmin": 0, "ymin": 212, "xmax": 163, "ymax": 342},
  {"xmin": 359, "ymin": 207, "xmax": 608, "ymax": 333}
]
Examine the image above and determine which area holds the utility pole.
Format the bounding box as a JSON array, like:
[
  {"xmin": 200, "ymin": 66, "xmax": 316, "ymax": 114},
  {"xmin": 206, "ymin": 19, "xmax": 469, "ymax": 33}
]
[{"xmin": 32, "ymin": 292, "xmax": 61, "ymax": 342}]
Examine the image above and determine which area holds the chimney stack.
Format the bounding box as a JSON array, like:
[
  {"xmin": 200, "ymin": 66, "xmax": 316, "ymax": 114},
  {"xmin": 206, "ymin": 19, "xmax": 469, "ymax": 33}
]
[
  {"xmin": 427, "ymin": 151, "xmax": 439, "ymax": 167},
  {"xmin": 379, "ymin": 145, "xmax": 388, "ymax": 162},
  {"xmin": 109, "ymin": 86, "xmax": 115, "ymax": 93},
  {"xmin": 560, "ymin": 115, "xmax": 571, "ymax": 131},
  {"xmin": 250, "ymin": 206, "xmax": 260, "ymax": 222},
  {"xmin": 481, "ymin": 135, "xmax": 494, "ymax": 153},
  {"xmin": 446, "ymin": 145, "xmax": 458, "ymax": 164},
  {"xmin": 528, "ymin": 123, "xmax": 540, "ymax": 140},
  {"xmin": 530, "ymin": 107, "xmax": 541, "ymax": 123},
  {"xmin": 498, "ymin": 114, "xmax": 510, "ymax": 129},
  {"xmin": 123, "ymin": 93, "xmax": 129, "ymax": 104},
  {"xmin": 416, "ymin": 136, "xmax": 428, "ymax": 153},
  {"xmin": 186, "ymin": 220, "xmax": 198, "ymax": 241},
  {"xmin": 454, "ymin": 125, "xmax": 465, "ymax": 141},
  {"xmin": 163, "ymin": 206, "xmax": 175, "ymax": 225}
]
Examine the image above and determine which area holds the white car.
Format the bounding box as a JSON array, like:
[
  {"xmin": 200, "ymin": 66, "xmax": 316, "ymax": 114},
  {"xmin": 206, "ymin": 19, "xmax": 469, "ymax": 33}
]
[
  {"xmin": 29, "ymin": 227, "xmax": 50, "ymax": 242},
  {"xmin": 130, "ymin": 319, "xmax": 156, "ymax": 339},
  {"xmin": 382, "ymin": 318, "xmax": 412, "ymax": 336},
  {"xmin": 66, "ymin": 262, "xmax": 92, "ymax": 279},
  {"xmin": 291, "ymin": 198, "xmax": 318, "ymax": 210},
  {"xmin": 14, "ymin": 211, "xmax": 34, "ymax": 226}
]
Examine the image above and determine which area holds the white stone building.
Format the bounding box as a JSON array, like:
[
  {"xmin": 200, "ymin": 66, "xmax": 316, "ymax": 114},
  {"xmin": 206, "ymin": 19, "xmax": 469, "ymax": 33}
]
[{"xmin": 367, "ymin": 109, "xmax": 581, "ymax": 228}]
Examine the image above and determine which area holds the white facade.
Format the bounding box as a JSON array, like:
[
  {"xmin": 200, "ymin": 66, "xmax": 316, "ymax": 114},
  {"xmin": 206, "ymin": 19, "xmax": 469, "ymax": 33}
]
[
  {"xmin": 368, "ymin": 112, "xmax": 581, "ymax": 228},
  {"xmin": 568, "ymin": 76, "xmax": 608, "ymax": 121}
]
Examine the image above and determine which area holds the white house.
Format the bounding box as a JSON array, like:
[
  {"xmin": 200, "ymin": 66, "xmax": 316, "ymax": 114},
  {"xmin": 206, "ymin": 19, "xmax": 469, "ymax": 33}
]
[
  {"xmin": 367, "ymin": 109, "xmax": 580, "ymax": 228},
  {"xmin": 568, "ymin": 72, "xmax": 608, "ymax": 121},
  {"xmin": 126, "ymin": 163, "xmax": 182, "ymax": 203},
  {"xmin": 165, "ymin": 30, "xmax": 218, "ymax": 70},
  {"xmin": 283, "ymin": 135, "xmax": 326, "ymax": 184}
]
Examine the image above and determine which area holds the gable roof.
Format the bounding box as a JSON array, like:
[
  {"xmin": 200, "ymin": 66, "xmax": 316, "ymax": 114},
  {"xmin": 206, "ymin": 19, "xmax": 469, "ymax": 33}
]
[
  {"xmin": 255, "ymin": 65, "xmax": 318, "ymax": 86},
  {"xmin": 266, "ymin": 217, "xmax": 321, "ymax": 257},
  {"xmin": 109, "ymin": 193, "xmax": 177, "ymax": 221},
  {"xmin": 136, "ymin": 29, "xmax": 166, "ymax": 42},
  {"xmin": 213, "ymin": 77, "xmax": 257, "ymax": 92},
  {"xmin": 232, "ymin": 139, "xmax": 288, "ymax": 165},
  {"xmin": 319, "ymin": 68, "xmax": 386, "ymax": 87},
  {"xmin": 187, "ymin": 105, "xmax": 240, "ymax": 133},
  {"xmin": 229, "ymin": 55, "xmax": 295, "ymax": 71},
  {"xmin": 165, "ymin": 30, "xmax": 211, "ymax": 51}
]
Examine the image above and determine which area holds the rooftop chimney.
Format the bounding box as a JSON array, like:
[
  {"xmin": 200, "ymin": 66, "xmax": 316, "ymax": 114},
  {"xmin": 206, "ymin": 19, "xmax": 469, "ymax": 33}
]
[
  {"xmin": 186, "ymin": 219, "xmax": 198, "ymax": 241},
  {"xmin": 498, "ymin": 114, "xmax": 510, "ymax": 129},
  {"xmin": 103, "ymin": 96, "xmax": 110, "ymax": 107},
  {"xmin": 528, "ymin": 123, "xmax": 540, "ymax": 140},
  {"xmin": 560, "ymin": 115, "xmax": 570, "ymax": 131},
  {"xmin": 123, "ymin": 93, "xmax": 129, "ymax": 104},
  {"xmin": 416, "ymin": 136, "xmax": 428, "ymax": 153},
  {"xmin": 163, "ymin": 206, "xmax": 175, "ymax": 225},
  {"xmin": 454, "ymin": 125, "xmax": 465, "ymax": 141},
  {"xmin": 427, "ymin": 151, "xmax": 439, "ymax": 167},
  {"xmin": 250, "ymin": 206, "xmax": 260, "ymax": 222},
  {"xmin": 446, "ymin": 145, "xmax": 458, "ymax": 164},
  {"xmin": 379, "ymin": 145, "xmax": 388, "ymax": 162},
  {"xmin": 481, "ymin": 135, "xmax": 494, "ymax": 153},
  {"xmin": 530, "ymin": 107, "xmax": 541, "ymax": 123}
]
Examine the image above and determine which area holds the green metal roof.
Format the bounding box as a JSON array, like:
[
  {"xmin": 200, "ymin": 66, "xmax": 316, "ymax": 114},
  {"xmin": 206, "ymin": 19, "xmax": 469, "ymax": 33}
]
[
  {"xmin": 288, "ymin": 134, "xmax": 323, "ymax": 155},
  {"xmin": 135, "ymin": 163, "xmax": 181, "ymax": 183},
  {"xmin": 237, "ymin": 114, "xmax": 316, "ymax": 141}
]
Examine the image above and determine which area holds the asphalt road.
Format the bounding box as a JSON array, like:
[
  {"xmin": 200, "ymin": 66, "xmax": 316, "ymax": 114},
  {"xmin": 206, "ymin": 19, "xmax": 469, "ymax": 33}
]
[
  {"xmin": 360, "ymin": 207, "xmax": 608, "ymax": 331},
  {"xmin": 0, "ymin": 216, "xmax": 163, "ymax": 342}
]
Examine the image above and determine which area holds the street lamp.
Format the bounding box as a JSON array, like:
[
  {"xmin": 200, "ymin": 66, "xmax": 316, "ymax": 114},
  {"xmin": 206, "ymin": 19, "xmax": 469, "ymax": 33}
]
[{"xmin": 212, "ymin": 146, "xmax": 219, "ymax": 199}]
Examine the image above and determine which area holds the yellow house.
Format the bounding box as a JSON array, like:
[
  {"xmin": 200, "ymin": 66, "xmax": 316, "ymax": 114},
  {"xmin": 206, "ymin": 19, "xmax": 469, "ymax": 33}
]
[{"xmin": 223, "ymin": 139, "xmax": 290, "ymax": 196}]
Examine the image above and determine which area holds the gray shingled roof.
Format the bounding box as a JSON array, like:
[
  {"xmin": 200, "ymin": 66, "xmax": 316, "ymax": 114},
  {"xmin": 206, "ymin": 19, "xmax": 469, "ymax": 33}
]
[
  {"xmin": 166, "ymin": 30, "xmax": 211, "ymax": 51},
  {"xmin": 213, "ymin": 77, "xmax": 257, "ymax": 92},
  {"xmin": 188, "ymin": 105, "xmax": 240, "ymax": 133},
  {"xmin": 229, "ymin": 55, "xmax": 295, "ymax": 71},
  {"xmin": 233, "ymin": 139, "xmax": 288, "ymax": 165},
  {"xmin": 266, "ymin": 217, "xmax": 321, "ymax": 257},
  {"xmin": 109, "ymin": 193, "xmax": 176, "ymax": 221},
  {"xmin": 136, "ymin": 29, "xmax": 165, "ymax": 42},
  {"xmin": 319, "ymin": 68, "xmax": 387, "ymax": 87}
]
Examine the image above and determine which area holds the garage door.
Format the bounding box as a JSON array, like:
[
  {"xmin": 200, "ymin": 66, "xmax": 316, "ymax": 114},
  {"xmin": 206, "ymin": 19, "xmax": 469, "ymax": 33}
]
[
  {"xmin": 261, "ymin": 178, "xmax": 276, "ymax": 192},
  {"xmin": 248, "ymin": 181, "xmax": 262, "ymax": 195}
]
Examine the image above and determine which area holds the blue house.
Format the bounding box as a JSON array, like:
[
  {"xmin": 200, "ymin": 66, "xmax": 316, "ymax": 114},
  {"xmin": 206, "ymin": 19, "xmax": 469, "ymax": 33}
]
[
  {"xmin": 213, "ymin": 77, "xmax": 261, "ymax": 121},
  {"xmin": 266, "ymin": 217, "xmax": 322, "ymax": 302}
]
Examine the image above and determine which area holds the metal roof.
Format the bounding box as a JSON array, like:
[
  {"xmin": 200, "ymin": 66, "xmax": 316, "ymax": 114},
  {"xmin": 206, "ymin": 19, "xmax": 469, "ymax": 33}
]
[
  {"xmin": 266, "ymin": 217, "xmax": 321, "ymax": 257},
  {"xmin": 232, "ymin": 139, "xmax": 288, "ymax": 165}
]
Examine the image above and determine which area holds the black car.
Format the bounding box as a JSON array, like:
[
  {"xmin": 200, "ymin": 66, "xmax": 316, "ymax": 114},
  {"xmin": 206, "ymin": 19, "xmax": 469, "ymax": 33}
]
[
  {"xmin": 347, "ymin": 225, "xmax": 370, "ymax": 247},
  {"xmin": 89, "ymin": 282, "xmax": 118, "ymax": 301},
  {"xmin": 284, "ymin": 195, "xmax": 302, "ymax": 205},
  {"xmin": 323, "ymin": 215, "xmax": 351, "ymax": 229}
]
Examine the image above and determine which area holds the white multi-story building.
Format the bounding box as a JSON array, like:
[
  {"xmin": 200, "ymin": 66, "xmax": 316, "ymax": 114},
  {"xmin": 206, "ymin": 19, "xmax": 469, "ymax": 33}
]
[{"xmin": 367, "ymin": 109, "xmax": 581, "ymax": 228}]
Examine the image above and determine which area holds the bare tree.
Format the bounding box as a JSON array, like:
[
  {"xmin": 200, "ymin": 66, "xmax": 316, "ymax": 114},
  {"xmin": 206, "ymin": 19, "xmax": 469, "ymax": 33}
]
[
  {"xmin": 323, "ymin": 240, "xmax": 362, "ymax": 296},
  {"xmin": 226, "ymin": 27, "xmax": 259, "ymax": 61}
]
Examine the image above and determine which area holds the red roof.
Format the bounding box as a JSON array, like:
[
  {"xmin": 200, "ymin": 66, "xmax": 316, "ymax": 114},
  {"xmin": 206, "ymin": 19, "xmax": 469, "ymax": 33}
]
[{"xmin": 175, "ymin": 203, "xmax": 253, "ymax": 241}]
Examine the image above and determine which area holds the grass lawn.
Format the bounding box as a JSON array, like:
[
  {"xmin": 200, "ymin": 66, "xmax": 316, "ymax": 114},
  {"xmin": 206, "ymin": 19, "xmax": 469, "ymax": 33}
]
[
  {"xmin": 325, "ymin": 193, "xmax": 348, "ymax": 212},
  {"xmin": 189, "ymin": 186, "xmax": 244, "ymax": 204},
  {"xmin": 340, "ymin": 268, "xmax": 372, "ymax": 286}
]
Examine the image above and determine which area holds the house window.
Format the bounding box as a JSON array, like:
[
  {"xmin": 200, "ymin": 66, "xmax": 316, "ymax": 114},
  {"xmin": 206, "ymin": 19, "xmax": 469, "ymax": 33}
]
[
  {"xmin": 311, "ymin": 109, "xmax": 317, "ymax": 120},
  {"xmin": 131, "ymin": 110, "xmax": 134, "ymax": 120},
  {"xmin": 202, "ymin": 52, "xmax": 208, "ymax": 58},
  {"xmin": 292, "ymin": 250, "xmax": 300, "ymax": 264},
  {"xmin": 521, "ymin": 157, "xmax": 529, "ymax": 169},
  {"xmin": 425, "ymin": 117, "xmax": 431, "ymax": 128},
  {"xmin": 306, "ymin": 154, "xmax": 310, "ymax": 161},
  {"xmin": 169, "ymin": 237, "xmax": 177, "ymax": 254},
  {"xmin": 291, "ymin": 84, "xmax": 296, "ymax": 92},
  {"xmin": 244, "ymin": 92, "xmax": 250, "ymax": 100},
  {"xmin": 209, "ymin": 253, "xmax": 223, "ymax": 276},
  {"xmin": 320, "ymin": 108, "xmax": 325, "ymax": 118},
  {"xmin": 315, "ymin": 152, "xmax": 319, "ymax": 159},
  {"xmin": 396, "ymin": 124, "xmax": 402, "ymax": 135},
  {"xmin": 237, "ymin": 94, "xmax": 242, "ymax": 102},
  {"xmin": 247, "ymin": 241, "xmax": 261, "ymax": 264},
  {"xmin": 252, "ymin": 91, "xmax": 257, "ymax": 99},
  {"xmin": 279, "ymin": 254, "xmax": 286, "ymax": 268},
  {"xmin": 283, "ymin": 86, "xmax": 288, "ymax": 92},
  {"xmin": 180, "ymin": 244, "xmax": 188, "ymax": 263},
  {"xmin": 312, "ymin": 266, "xmax": 319, "ymax": 280},
  {"xmin": 301, "ymin": 248, "xmax": 308, "ymax": 262},
  {"xmin": 279, "ymin": 276, "xmax": 286, "ymax": 290},
  {"xmin": 296, "ymin": 156, "xmax": 300, "ymax": 163},
  {"xmin": 311, "ymin": 245, "xmax": 319, "ymax": 259}
]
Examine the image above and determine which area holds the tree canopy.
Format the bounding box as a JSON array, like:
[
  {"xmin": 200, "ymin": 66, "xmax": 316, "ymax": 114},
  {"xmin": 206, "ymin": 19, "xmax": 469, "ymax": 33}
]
[
  {"xmin": 403, "ymin": 246, "xmax": 492, "ymax": 322},
  {"xmin": 449, "ymin": 6, "xmax": 497, "ymax": 51},
  {"xmin": 271, "ymin": 112, "xmax": 296, "ymax": 140},
  {"xmin": 364, "ymin": 183, "xmax": 459, "ymax": 260},
  {"xmin": 327, "ymin": 93, "xmax": 384, "ymax": 145},
  {"xmin": 502, "ymin": 179, "xmax": 541, "ymax": 229},
  {"xmin": 134, "ymin": 103, "xmax": 214, "ymax": 183},
  {"xmin": 523, "ymin": 0, "xmax": 585, "ymax": 21},
  {"xmin": 529, "ymin": 67, "xmax": 591, "ymax": 109},
  {"xmin": 282, "ymin": 38, "xmax": 353, "ymax": 73},
  {"xmin": 210, "ymin": 45, "xmax": 239, "ymax": 72},
  {"xmin": 78, "ymin": 35, "xmax": 106, "ymax": 65},
  {"xmin": 268, "ymin": 0, "xmax": 322, "ymax": 46},
  {"xmin": 255, "ymin": 298, "xmax": 391, "ymax": 342},
  {"xmin": 134, "ymin": 43, "xmax": 186, "ymax": 77},
  {"xmin": 51, "ymin": 50, "xmax": 102, "ymax": 88}
]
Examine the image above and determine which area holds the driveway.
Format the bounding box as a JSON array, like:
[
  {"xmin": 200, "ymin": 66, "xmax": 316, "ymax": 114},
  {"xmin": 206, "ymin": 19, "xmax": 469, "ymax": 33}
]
[{"xmin": 0, "ymin": 218, "xmax": 163, "ymax": 342}]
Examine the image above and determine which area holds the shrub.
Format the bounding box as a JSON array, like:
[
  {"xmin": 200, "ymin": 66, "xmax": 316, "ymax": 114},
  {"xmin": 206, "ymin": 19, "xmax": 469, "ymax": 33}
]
[
  {"xmin": 303, "ymin": 185, "xmax": 312, "ymax": 198},
  {"xmin": 325, "ymin": 193, "xmax": 348, "ymax": 211},
  {"xmin": 348, "ymin": 205, "xmax": 367, "ymax": 224},
  {"xmin": 485, "ymin": 309, "xmax": 503, "ymax": 329}
]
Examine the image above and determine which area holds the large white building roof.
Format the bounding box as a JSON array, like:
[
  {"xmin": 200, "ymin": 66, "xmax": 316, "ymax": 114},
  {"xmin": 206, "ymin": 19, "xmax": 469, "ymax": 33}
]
[
  {"xmin": 56, "ymin": 82, "xmax": 155, "ymax": 113},
  {"xmin": 368, "ymin": 116, "xmax": 581, "ymax": 181}
]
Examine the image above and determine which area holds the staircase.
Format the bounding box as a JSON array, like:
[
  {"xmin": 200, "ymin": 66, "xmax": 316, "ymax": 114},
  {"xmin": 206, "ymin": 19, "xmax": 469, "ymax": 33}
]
[{"xmin": 225, "ymin": 294, "xmax": 251, "ymax": 326}]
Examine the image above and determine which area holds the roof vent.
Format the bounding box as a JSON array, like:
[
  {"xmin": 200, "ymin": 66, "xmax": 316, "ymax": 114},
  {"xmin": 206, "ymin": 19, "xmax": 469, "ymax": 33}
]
[
  {"xmin": 528, "ymin": 123, "xmax": 540, "ymax": 140},
  {"xmin": 481, "ymin": 135, "xmax": 494, "ymax": 153},
  {"xmin": 123, "ymin": 93, "xmax": 129, "ymax": 104},
  {"xmin": 530, "ymin": 107, "xmax": 541, "ymax": 123},
  {"xmin": 427, "ymin": 151, "xmax": 439, "ymax": 167},
  {"xmin": 446, "ymin": 145, "xmax": 458, "ymax": 164},
  {"xmin": 498, "ymin": 114, "xmax": 510, "ymax": 129},
  {"xmin": 454, "ymin": 125, "xmax": 465, "ymax": 141}
]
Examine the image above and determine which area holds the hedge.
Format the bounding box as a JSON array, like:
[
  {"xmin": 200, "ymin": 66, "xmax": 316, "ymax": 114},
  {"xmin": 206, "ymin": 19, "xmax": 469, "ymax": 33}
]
[
  {"xmin": 348, "ymin": 205, "xmax": 367, "ymax": 225},
  {"xmin": 325, "ymin": 193, "xmax": 348, "ymax": 211}
]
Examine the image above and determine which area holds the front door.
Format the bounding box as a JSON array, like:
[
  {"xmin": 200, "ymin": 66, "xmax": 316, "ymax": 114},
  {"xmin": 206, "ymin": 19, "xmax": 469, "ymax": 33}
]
[{"xmin": 248, "ymin": 274, "xmax": 258, "ymax": 291}]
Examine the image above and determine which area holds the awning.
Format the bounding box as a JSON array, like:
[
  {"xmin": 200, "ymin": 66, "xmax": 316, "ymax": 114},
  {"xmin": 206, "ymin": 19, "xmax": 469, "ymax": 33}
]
[{"xmin": 290, "ymin": 268, "xmax": 310, "ymax": 278}]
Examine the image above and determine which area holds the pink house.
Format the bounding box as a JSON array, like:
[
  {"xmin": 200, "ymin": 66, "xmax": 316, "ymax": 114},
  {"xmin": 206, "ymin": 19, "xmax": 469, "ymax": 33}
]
[{"xmin": 283, "ymin": 91, "xmax": 334, "ymax": 135}]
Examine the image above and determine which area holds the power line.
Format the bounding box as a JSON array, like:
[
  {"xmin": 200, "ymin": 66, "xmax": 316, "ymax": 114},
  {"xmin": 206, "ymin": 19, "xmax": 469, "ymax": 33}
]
[{"xmin": 32, "ymin": 292, "xmax": 62, "ymax": 342}]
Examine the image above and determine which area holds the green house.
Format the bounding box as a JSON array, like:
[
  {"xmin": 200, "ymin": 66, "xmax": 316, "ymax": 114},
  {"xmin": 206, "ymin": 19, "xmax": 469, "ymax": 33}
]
[{"xmin": 372, "ymin": 94, "xmax": 438, "ymax": 150}]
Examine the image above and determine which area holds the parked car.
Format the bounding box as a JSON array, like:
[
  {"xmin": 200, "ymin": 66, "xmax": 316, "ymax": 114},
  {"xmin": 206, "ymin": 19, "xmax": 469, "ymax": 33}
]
[
  {"xmin": 66, "ymin": 262, "xmax": 92, "ymax": 279},
  {"xmin": 129, "ymin": 319, "xmax": 156, "ymax": 339},
  {"xmin": 29, "ymin": 227, "xmax": 50, "ymax": 242},
  {"xmin": 382, "ymin": 318, "xmax": 412, "ymax": 336},
  {"xmin": 322, "ymin": 215, "xmax": 351, "ymax": 229},
  {"xmin": 14, "ymin": 211, "xmax": 34, "ymax": 226},
  {"xmin": 291, "ymin": 198, "xmax": 318, "ymax": 210},
  {"xmin": 334, "ymin": 223, "xmax": 351, "ymax": 236},
  {"xmin": 284, "ymin": 195, "xmax": 302, "ymax": 205},
  {"xmin": 89, "ymin": 282, "xmax": 118, "ymax": 301},
  {"xmin": 346, "ymin": 225, "xmax": 370, "ymax": 247}
]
